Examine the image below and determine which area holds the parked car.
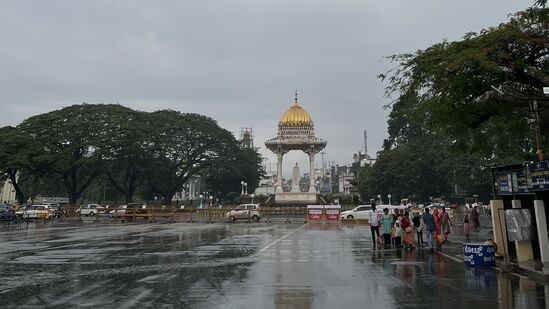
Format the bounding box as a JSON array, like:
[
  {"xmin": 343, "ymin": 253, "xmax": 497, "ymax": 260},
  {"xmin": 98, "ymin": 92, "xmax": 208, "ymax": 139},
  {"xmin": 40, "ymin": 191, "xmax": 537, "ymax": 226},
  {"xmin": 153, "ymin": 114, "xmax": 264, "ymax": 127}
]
[
  {"xmin": 226, "ymin": 204, "xmax": 261, "ymax": 222},
  {"xmin": 340, "ymin": 205, "xmax": 372, "ymax": 220},
  {"xmin": 109, "ymin": 204, "xmax": 147, "ymax": 218},
  {"xmin": 109, "ymin": 205, "xmax": 127, "ymax": 217},
  {"xmin": 0, "ymin": 204, "xmax": 9, "ymax": 213},
  {"xmin": 0, "ymin": 204, "xmax": 16, "ymax": 221},
  {"xmin": 76, "ymin": 204, "xmax": 105, "ymax": 216},
  {"xmin": 20, "ymin": 205, "xmax": 52, "ymax": 220},
  {"xmin": 43, "ymin": 203, "xmax": 60, "ymax": 218}
]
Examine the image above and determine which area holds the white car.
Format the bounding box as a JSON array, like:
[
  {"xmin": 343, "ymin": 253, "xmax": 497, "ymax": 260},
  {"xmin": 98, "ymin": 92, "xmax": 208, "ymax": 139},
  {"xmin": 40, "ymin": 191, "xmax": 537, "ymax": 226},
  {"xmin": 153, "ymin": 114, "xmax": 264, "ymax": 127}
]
[
  {"xmin": 226, "ymin": 204, "xmax": 261, "ymax": 222},
  {"xmin": 340, "ymin": 205, "xmax": 372, "ymax": 220},
  {"xmin": 76, "ymin": 204, "xmax": 104, "ymax": 216},
  {"xmin": 109, "ymin": 205, "xmax": 127, "ymax": 216}
]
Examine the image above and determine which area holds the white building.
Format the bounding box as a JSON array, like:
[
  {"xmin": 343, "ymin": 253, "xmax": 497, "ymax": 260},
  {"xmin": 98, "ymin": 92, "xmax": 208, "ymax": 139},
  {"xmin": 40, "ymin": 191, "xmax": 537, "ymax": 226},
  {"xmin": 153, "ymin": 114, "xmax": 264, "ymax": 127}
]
[
  {"xmin": 0, "ymin": 179, "xmax": 16, "ymax": 204},
  {"xmin": 254, "ymin": 173, "xmax": 276, "ymax": 196}
]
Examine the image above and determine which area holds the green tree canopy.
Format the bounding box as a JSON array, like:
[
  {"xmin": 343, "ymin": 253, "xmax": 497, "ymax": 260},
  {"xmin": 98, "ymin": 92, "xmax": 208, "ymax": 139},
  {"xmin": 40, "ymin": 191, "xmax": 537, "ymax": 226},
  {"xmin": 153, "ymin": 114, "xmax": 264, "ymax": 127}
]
[
  {"xmin": 146, "ymin": 111, "xmax": 237, "ymax": 204},
  {"xmin": 381, "ymin": 8, "xmax": 549, "ymax": 162},
  {"xmin": 17, "ymin": 105, "xmax": 108, "ymax": 203},
  {"xmin": 202, "ymin": 147, "xmax": 265, "ymax": 200}
]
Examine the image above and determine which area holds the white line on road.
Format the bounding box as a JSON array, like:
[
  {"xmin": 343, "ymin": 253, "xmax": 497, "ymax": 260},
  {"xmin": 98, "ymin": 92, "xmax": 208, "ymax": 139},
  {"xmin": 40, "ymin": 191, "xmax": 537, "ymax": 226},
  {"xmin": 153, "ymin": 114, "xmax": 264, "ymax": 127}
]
[
  {"xmin": 256, "ymin": 223, "xmax": 308, "ymax": 255},
  {"xmin": 510, "ymin": 272, "xmax": 528, "ymax": 279},
  {"xmin": 437, "ymin": 251, "xmax": 463, "ymax": 263}
]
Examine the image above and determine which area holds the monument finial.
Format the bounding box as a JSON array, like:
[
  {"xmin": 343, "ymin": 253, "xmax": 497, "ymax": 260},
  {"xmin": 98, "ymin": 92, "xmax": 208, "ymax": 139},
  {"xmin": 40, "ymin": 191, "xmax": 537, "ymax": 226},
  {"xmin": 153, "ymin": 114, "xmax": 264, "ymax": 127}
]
[{"xmin": 294, "ymin": 90, "xmax": 298, "ymax": 105}]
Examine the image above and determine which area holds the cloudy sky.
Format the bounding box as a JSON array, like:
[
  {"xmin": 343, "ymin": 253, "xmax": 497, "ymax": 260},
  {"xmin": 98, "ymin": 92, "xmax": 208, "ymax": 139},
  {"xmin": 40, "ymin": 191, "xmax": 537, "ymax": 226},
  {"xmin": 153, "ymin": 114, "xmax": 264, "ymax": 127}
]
[{"xmin": 0, "ymin": 1, "xmax": 529, "ymax": 175}]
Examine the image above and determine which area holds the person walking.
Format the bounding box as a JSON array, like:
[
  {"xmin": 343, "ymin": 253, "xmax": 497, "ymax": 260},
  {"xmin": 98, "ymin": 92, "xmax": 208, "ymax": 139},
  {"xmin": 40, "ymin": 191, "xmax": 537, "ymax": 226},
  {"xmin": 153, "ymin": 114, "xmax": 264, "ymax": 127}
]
[
  {"xmin": 368, "ymin": 203, "xmax": 381, "ymax": 250},
  {"xmin": 423, "ymin": 208, "xmax": 435, "ymax": 252},
  {"xmin": 401, "ymin": 211, "xmax": 415, "ymax": 249},
  {"xmin": 440, "ymin": 208, "xmax": 451, "ymax": 240},
  {"xmin": 471, "ymin": 207, "xmax": 480, "ymax": 231},
  {"xmin": 412, "ymin": 213, "xmax": 424, "ymax": 246},
  {"xmin": 381, "ymin": 208, "xmax": 393, "ymax": 249},
  {"xmin": 463, "ymin": 214, "xmax": 470, "ymax": 242},
  {"xmin": 394, "ymin": 222, "xmax": 402, "ymax": 249}
]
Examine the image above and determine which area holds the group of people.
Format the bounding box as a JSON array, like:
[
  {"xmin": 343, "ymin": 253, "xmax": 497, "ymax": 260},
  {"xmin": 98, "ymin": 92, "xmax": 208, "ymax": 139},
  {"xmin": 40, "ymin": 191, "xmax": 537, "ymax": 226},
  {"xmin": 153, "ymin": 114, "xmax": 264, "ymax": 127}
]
[{"xmin": 368, "ymin": 203, "xmax": 452, "ymax": 252}]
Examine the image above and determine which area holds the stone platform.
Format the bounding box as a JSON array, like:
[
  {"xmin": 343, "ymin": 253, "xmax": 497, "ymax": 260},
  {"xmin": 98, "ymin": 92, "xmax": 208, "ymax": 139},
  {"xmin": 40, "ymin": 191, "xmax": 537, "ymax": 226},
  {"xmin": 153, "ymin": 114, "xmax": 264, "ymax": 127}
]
[{"xmin": 274, "ymin": 192, "xmax": 317, "ymax": 204}]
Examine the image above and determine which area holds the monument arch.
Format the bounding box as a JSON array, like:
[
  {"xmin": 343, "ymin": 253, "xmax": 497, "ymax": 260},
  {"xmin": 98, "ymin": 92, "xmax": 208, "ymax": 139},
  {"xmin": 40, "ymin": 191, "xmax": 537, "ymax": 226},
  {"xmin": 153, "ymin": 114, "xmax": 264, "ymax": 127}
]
[{"xmin": 265, "ymin": 93, "xmax": 327, "ymax": 204}]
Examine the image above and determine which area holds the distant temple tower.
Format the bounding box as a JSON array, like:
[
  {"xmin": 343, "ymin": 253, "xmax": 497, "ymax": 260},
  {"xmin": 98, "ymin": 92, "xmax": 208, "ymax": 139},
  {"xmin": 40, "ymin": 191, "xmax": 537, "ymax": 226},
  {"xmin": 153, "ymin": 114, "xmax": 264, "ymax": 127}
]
[{"xmin": 239, "ymin": 127, "xmax": 254, "ymax": 149}]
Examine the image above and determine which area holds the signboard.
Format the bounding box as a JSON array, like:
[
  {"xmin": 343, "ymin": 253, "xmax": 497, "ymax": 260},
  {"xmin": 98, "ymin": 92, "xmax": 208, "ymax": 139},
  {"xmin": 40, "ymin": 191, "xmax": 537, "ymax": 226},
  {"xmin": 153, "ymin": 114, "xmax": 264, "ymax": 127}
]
[
  {"xmin": 463, "ymin": 243, "xmax": 496, "ymax": 268},
  {"xmin": 494, "ymin": 168, "xmax": 530, "ymax": 195},
  {"xmin": 307, "ymin": 205, "xmax": 323, "ymax": 221},
  {"xmin": 527, "ymin": 160, "xmax": 549, "ymax": 191},
  {"xmin": 493, "ymin": 161, "xmax": 549, "ymax": 195},
  {"xmin": 325, "ymin": 205, "xmax": 341, "ymax": 221},
  {"xmin": 504, "ymin": 208, "xmax": 536, "ymax": 241},
  {"xmin": 308, "ymin": 209, "xmax": 322, "ymax": 221}
]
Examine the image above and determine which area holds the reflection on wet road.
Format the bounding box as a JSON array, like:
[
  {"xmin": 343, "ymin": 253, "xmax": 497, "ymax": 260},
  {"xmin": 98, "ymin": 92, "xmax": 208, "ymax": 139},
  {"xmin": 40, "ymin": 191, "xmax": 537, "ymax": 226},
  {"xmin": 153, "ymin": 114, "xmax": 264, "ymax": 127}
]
[{"xmin": 0, "ymin": 222, "xmax": 547, "ymax": 308}]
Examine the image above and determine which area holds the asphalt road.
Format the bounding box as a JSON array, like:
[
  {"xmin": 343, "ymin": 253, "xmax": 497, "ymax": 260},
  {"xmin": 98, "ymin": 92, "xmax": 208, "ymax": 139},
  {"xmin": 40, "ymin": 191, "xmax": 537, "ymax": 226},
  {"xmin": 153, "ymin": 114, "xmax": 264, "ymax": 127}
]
[{"xmin": 0, "ymin": 222, "xmax": 547, "ymax": 308}]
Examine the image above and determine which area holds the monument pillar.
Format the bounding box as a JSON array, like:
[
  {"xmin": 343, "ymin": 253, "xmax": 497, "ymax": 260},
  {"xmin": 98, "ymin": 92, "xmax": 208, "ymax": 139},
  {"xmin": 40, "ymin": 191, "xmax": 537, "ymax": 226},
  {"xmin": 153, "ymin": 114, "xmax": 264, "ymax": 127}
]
[
  {"xmin": 276, "ymin": 151, "xmax": 283, "ymax": 193},
  {"xmin": 309, "ymin": 151, "xmax": 315, "ymax": 193}
]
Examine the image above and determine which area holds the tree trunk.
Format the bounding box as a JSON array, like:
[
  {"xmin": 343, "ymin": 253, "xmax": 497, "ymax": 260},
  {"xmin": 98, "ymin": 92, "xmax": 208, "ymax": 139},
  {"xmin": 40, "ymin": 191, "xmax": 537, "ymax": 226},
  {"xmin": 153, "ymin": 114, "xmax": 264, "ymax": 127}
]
[{"xmin": 8, "ymin": 171, "xmax": 25, "ymax": 205}]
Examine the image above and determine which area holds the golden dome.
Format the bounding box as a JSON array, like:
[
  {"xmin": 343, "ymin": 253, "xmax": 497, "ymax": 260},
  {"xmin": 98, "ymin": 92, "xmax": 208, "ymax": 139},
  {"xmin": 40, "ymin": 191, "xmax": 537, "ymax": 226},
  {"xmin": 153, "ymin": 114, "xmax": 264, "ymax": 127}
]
[{"xmin": 279, "ymin": 95, "xmax": 313, "ymax": 127}]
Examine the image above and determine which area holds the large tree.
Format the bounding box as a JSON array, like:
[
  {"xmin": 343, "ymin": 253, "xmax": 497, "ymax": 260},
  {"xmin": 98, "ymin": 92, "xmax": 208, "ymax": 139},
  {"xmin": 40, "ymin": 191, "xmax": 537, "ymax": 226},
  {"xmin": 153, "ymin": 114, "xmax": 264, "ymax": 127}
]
[
  {"xmin": 17, "ymin": 104, "xmax": 117, "ymax": 204},
  {"xmin": 99, "ymin": 107, "xmax": 151, "ymax": 203},
  {"xmin": 146, "ymin": 111, "xmax": 237, "ymax": 204},
  {"xmin": 202, "ymin": 147, "xmax": 265, "ymax": 200},
  {"xmin": 0, "ymin": 126, "xmax": 34, "ymax": 204},
  {"xmin": 380, "ymin": 8, "xmax": 549, "ymax": 163}
]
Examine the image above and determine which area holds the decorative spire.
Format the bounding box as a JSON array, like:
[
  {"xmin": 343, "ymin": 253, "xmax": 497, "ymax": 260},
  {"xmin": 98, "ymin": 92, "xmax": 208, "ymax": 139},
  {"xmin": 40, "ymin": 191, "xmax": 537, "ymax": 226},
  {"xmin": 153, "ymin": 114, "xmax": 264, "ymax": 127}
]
[{"xmin": 294, "ymin": 90, "xmax": 298, "ymax": 105}]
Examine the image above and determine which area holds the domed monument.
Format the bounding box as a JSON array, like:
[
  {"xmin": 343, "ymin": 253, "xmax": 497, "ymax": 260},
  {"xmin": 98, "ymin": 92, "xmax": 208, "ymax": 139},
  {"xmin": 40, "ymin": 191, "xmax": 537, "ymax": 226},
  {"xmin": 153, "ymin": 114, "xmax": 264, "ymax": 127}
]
[{"xmin": 265, "ymin": 93, "xmax": 327, "ymax": 204}]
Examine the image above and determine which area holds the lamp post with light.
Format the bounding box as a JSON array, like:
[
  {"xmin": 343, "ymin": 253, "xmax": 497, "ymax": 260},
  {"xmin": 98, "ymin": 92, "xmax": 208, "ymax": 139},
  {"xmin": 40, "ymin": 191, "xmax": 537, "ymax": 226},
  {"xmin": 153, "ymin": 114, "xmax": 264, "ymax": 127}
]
[
  {"xmin": 199, "ymin": 194, "xmax": 204, "ymax": 209},
  {"xmin": 209, "ymin": 196, "xmax": 213, "ymax": 207},
  {"xmin": 244, "ymin": 182, "xmax": 248, "ymax": 195},
  {"xmin": 377, "ymin": 194, "xmax": 382, "ymax": 204},
  {"xmin": 387, "ymin": 194, "xmax": 392, "ymax": 205},
  {"xmin": 251, "ymin": 193, "xmax": 255, "ymax": 204},
  {"xmin": 240, "ymin": 181, "xmax": 245, "ymax": 195}
]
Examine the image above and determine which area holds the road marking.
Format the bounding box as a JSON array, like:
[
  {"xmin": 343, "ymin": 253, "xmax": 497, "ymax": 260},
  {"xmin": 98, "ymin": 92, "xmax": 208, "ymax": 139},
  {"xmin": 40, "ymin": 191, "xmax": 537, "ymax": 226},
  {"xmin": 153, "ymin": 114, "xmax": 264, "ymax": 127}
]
[
  {"xmin": 437, "ymin": 251, "xmax": 463, "ymax": 263},
  {"xmin": 256, "ymin": 223, "xmax": 308, "ymax": 255},
  {"xmin": 510, "ymin": 272, "xmax": 528, "ymax": 279}
]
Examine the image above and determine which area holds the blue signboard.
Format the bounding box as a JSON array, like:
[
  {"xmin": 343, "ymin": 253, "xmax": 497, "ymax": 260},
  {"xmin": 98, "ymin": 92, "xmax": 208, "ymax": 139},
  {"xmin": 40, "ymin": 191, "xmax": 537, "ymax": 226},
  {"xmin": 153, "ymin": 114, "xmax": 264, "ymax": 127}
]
[
  {"xmin": 463, "ymin": 243, "xmax": 496, "ymax": 268},
  {"xmin": 494, "ymin": 168, "xmax": 530, "ymax": 195},
  {"xmin": 494, "ymin": 161, "xmax": 549, "ymax": 195}
]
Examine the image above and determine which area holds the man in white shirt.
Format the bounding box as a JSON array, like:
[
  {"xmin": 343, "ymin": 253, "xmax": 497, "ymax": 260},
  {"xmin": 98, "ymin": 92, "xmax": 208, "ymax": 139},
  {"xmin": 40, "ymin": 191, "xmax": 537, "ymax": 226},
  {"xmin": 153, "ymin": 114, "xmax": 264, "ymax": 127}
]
[{"xmin": 368, "ymin": 203, "xmax": 380, "ymax": 249}]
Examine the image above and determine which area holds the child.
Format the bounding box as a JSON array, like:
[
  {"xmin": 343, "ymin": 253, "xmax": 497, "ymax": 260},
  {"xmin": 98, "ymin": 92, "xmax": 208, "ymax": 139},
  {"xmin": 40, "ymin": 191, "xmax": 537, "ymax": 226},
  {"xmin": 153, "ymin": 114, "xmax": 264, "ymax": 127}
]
[
  {"xmin": 463, "ymin": 214, "xmax": 470, "ymax": 242},
  {"xmin": 394, "ymin": 222, "xmax": 402, "ymax": 249}
]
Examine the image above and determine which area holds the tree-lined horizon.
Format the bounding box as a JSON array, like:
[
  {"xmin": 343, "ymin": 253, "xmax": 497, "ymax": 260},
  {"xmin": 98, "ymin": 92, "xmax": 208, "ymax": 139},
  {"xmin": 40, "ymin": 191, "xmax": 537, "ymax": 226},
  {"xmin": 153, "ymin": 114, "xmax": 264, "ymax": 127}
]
[
  {"xmin": 0, "ymin": 104, "xmax": 264, "ymax": 204},
  {"xmin": 359, "ymin": 7, "xmax": 548, "ymax": 203}
]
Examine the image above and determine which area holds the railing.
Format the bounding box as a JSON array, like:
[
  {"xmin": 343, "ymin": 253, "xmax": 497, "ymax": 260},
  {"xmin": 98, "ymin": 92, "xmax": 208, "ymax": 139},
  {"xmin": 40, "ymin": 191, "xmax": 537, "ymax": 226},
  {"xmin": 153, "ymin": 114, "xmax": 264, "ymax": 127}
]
[{"xmin": 1, "ymin": 205, "xmax": 337, "ymax": 226}]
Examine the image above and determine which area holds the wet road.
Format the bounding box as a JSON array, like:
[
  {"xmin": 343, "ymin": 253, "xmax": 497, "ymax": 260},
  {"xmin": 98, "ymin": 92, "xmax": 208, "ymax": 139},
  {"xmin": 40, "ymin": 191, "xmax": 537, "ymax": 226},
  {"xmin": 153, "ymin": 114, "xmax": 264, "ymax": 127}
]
[{"xmin": 0, "ymin": 222, "xmax": 548, "ymax": 308}]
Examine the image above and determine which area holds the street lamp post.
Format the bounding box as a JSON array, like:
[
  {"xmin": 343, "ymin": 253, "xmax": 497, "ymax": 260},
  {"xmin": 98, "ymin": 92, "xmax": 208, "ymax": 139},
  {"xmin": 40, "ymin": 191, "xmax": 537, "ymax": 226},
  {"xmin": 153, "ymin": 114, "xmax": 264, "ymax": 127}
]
[
  {"xmin": 209, "ymin": 196, "xmax": 213, "ymax": 207},
  {"xmin": 244, "ymin": 182, "xmax": 248, "ymax": 195},
  {"xmin": 316, "ymin": 180, "xmax": 320, "ymax": 193},
  {"xmin": 251, "ymin": 193, "xmax": 255, "ymax": 204},
  {"xmin": 240, "ymin": 181, "xmax": 245, "ymax": 195},
  {"xmin": 199, "ymin": 194, "xmax": 204, "ymax": 209},
  {"xmin": 387, "ymin": 194, "xmax": 392, "ymax": 205},
  {"xmin": 377, "ymin": 194, "xmax": 382, "ymax": 204}
]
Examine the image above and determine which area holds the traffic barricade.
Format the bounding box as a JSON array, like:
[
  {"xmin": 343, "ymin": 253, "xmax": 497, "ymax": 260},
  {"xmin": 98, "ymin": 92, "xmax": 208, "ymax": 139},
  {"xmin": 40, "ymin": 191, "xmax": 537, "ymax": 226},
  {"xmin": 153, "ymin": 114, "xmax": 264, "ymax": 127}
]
[
  {"xmin": 325, "ymin": 205, "xmax": 341, "ymax": 221},
  {"xmin": 307, "ymin": 205, "xmax": 323, "ymax": 221}
]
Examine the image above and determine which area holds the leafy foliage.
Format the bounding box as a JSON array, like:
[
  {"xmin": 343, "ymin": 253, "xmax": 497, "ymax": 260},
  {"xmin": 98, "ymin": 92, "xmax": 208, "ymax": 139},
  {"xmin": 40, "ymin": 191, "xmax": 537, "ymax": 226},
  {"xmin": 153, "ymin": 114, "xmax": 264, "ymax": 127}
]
[
  {"xmin": 202, "ymin": 147, "xmax": 265, "ymax": 201},
  {"xmin": 381, "ymin": 8, "xmax": 549, "ymax": 162},
  {"xmin": 0, "ymin": 104, "xmax": 260, "ymax": 205}
]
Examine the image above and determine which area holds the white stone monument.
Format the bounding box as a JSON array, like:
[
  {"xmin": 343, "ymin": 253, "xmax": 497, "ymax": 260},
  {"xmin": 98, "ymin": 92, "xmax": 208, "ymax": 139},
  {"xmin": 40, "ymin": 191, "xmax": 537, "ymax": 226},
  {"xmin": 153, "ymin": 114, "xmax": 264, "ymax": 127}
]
[{"xmin": 265, "ymin": 93, "xmax": 327, "ymax": 204}]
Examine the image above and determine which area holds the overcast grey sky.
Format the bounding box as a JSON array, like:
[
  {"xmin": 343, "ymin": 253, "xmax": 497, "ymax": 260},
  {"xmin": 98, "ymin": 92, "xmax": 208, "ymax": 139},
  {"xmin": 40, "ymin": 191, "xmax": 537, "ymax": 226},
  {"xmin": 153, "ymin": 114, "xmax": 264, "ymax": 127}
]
[{"xmin": 0, "ymin": 1, "xmax": 529, "ymax": 175}]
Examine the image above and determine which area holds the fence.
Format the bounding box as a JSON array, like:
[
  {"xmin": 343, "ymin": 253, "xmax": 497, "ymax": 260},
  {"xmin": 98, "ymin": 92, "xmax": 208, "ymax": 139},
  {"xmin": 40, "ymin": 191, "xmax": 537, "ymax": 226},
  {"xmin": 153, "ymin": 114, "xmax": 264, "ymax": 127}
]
[{"xmin": 1, "ymin": 205, "xmax": 315, "ymax": 226}]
